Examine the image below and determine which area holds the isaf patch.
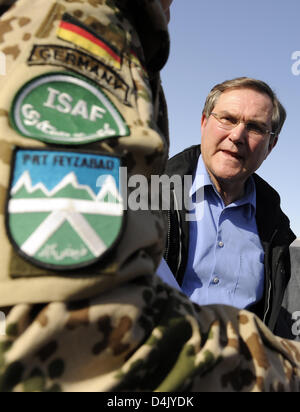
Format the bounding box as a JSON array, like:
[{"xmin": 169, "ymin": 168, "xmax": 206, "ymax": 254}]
[
  {"xmin": 10, "ymin": 72, "xmax": 130, "ymax": 145},
  {"xmin": 6, "ymin": 148, "xmax": 125, "ymax": 271}
]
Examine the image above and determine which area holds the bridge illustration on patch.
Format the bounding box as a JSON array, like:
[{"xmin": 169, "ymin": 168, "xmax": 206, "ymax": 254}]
[{"xmin": 8, "ymin": 170, "xmax": 124, "ymax": 269}]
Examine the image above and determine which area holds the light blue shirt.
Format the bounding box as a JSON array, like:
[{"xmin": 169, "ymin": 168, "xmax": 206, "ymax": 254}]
[
  {"xmin": 181, "ymin": 155, "xmax": 265, "ymax": 309},
  {"xmin": 156, "ymin": 258, "xmax": 181, "ymax": 292}
]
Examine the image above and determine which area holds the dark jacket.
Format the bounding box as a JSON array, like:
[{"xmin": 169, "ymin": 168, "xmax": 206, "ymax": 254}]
[
  {"xmin": 164, "ymin": 145, "xmax": 296, "ymax": 336},
  {"xmin": 274, "ymin": 241, "xmax": 300, "ymax": 340}
]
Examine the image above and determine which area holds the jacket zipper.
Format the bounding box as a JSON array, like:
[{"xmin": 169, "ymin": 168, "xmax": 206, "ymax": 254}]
[
  {"xmin": 173, "ymin": 190, "xmax": 183, "ymax": 277},
  {"xmin": 164, "ymin": 189, "xmax": 183, "ymax": 279},
  {"xmin": 263, "ymin": 280, "xmax": 272, "ymax": 324},
  {"xmin": 263, "ymin": 228, "xmax": 279, "ymax": 324},
  {"xmin": 164, "ymin": 209, "xmax": 171, "ymax": 263}
]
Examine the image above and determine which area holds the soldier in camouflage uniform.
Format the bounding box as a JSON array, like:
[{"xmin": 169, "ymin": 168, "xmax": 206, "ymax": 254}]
[{"xmin": 0, "ymin": 0, "xmax": 299, "ymax": 392}]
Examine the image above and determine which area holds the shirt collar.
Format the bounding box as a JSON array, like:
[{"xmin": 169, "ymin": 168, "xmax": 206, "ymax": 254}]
[
  {"xmin": 190, "ymin": 154, "xmax": 257, "ymax": 214},
  {"xmin": 190, "ymin": 154, "xmax": 211, "ymax": 196}
]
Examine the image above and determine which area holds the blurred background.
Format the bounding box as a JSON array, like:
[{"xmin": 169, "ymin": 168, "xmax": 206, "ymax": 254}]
[{"xmin": 161, "ymin": 0, "xmax": 300, "ymax": 237}]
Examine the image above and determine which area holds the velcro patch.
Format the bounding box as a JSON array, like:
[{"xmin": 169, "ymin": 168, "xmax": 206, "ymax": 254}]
[
  {"xmin": 10, "ymin": 72, "xmax": 130, "ymax": 145},
  {"xmin": 6, "ymin": 148, "xmax": 125, "ymax": 271}
]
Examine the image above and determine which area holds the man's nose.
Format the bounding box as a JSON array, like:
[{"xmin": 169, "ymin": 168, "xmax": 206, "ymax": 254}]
[{"xmin": 229, "ymin": 123, "xmax": 247, "ymax": 144}]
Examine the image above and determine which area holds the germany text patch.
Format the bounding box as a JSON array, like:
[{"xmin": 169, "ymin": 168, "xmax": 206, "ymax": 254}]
[
  {"xmin": 10, "ymin": 72, "xmax": 129, "ymax": 145},
  {"xmin": 7, "ymin": 148, "xmax": 125, "ymax": 271},
  {"xmin": 28, "ymin": 45, "xmax": 131, "ymax": 105}
]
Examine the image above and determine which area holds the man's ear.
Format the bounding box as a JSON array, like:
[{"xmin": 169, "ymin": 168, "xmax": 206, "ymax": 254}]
[
  {"xmin": 201, "ymin": 113, "xmax": 208, "ymax": 134},
  {"xmin": 266, "ymin": 135, "xmax": 278, "ymax": 159}
]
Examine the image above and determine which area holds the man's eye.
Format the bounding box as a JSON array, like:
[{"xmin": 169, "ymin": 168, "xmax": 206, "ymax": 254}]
[
  {"xmin": 221, "ymin": 116, "xmax": 236, "ymax": 125},
  {"xmin": 247, "ymin": 123, "xmax": 264, "ymax": 134}
]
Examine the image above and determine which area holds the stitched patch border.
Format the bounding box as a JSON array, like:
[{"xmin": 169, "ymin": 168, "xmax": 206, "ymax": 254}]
[
  {"xmin": 27, "ymin": 45, "xmax": 131, "ymax": 106},
  {"xmin": 6, "ymin": 147, "xmax": 126, "ymax": 271},
  {"xmin": 10, "ymin": 71, "xmax": 130, "ymax": 145}
]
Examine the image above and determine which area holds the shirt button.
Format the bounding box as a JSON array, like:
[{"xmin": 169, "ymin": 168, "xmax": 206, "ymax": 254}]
[
  {"xmin": 218, "ymin": 241, "xmax": 224, "ymax": 248},
  {"xmin": 213, "ymin": 277, "xmax": 220, "ymax": 285}
]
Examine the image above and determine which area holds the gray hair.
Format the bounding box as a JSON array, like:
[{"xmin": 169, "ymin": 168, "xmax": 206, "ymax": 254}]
[{"xmin": 203, "ymin": 77, "xmax": 286, "ymax": 137}]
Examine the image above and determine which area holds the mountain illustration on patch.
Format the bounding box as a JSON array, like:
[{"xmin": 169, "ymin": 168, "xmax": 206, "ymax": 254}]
[
  {"xmin": 11, "ymin": 171, "xmax": 122, "ymax": 204},
  {"xmin": 8, "ymin": 170, "xmax": 124, "ymax": 268}
]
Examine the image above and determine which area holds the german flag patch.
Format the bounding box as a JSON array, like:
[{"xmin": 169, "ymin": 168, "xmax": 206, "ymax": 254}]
[{"xmin": 57, "ymin": 14, "xmax": 122, "ymax": 69}]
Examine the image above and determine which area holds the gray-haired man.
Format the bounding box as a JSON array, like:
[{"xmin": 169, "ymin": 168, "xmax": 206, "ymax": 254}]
[{"xmin": 161, "ymin": 78, "xmax": 296, "ymax": 338}]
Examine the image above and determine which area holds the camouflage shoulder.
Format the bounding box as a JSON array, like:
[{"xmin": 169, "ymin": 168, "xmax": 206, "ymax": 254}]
[{"xmin": 1, "ymin": 277, "xmax": 300, "ymax": 392}]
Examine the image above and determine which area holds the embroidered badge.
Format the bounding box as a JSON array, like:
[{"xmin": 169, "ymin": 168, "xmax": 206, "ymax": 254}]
[
  {"xmin": 28, "ymin": 45, "xmax": 131, "ymax": 105},
  {"xmin": 10, "ymin": 72, "xmax": 129, "ymax": 144},
  {"xmin": 57, "ymin": 13, "xmax": 121, "ymax": 69},
  {"xmin": 7, "ymin": 148, "xmax": 125, "ymax": 270}
]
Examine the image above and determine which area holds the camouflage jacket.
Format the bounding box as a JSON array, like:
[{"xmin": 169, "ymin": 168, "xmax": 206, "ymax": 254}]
[{"xmin": 0, "ymin": 0, "xmax": 300, "ymax": 392}]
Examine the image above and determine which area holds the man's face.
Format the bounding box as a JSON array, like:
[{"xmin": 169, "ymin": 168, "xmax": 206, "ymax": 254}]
[
  {"xmin": 201, "ymin": 88, "xmax": 277, "ymax": 187},
  {"xmin": 159, "ymin": 0, "xmax": 174, "ymax": 23}
]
